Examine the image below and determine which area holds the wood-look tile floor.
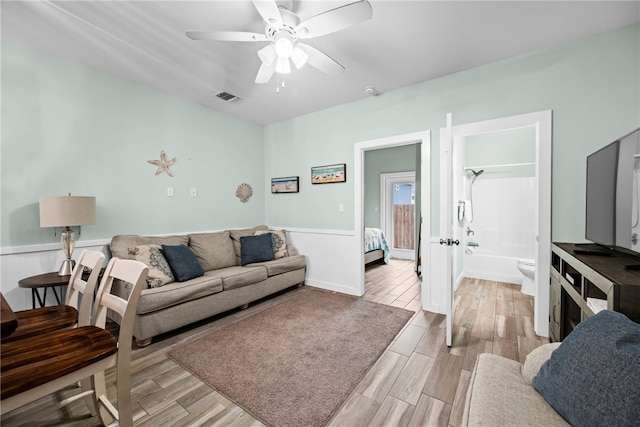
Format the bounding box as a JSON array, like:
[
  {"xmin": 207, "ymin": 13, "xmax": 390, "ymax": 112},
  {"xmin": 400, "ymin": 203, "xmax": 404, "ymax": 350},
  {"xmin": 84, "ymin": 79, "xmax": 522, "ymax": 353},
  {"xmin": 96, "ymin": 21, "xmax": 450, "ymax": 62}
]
[{"xmin": 1, "ymin": 259, "xmax": 548, "ymax": 427}]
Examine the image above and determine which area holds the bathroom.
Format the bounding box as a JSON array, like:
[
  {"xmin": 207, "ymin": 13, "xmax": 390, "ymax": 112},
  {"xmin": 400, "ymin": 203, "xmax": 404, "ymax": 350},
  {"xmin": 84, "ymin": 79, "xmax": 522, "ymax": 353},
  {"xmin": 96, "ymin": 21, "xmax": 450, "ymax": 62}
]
[{"xmin": 453, "ymin": 126, "xmax": 537, "ymax": 296}]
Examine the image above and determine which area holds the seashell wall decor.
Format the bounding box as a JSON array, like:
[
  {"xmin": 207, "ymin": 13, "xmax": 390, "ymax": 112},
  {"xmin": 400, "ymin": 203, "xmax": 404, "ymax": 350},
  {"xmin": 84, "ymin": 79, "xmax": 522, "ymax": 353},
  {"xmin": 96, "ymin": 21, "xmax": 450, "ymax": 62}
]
[{"xmin": 236, "ymin": 183, "xmax": 253, "ymax": 203}]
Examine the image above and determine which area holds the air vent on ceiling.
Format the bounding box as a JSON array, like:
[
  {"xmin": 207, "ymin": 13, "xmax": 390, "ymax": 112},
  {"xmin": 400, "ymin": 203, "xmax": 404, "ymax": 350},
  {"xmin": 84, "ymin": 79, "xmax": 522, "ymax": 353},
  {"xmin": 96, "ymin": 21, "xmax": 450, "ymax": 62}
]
[{"xmin": 216, "ymin": 91, "xmax": 240, "ymax": 102}]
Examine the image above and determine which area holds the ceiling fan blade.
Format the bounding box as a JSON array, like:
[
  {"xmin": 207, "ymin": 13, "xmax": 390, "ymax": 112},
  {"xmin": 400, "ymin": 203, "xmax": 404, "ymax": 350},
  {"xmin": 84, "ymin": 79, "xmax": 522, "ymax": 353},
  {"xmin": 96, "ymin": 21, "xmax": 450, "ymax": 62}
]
[
  {"xmin": 251, "ymin": 0, "xmax": 282, "ymax": 26},
  {"xmin": 298, "ymin": 43, "xmax": 344, "ymax": 76},
  {"xmin": 255, "ymin": 62, "xmax": 275, "ymax": 83},
  {"xmin": 295, "ymin": 1, "xmax": 373, "ymax": 39},
  {"xmin": 186, "ymin": 30, "xmax": 267, "ymax": 42}
]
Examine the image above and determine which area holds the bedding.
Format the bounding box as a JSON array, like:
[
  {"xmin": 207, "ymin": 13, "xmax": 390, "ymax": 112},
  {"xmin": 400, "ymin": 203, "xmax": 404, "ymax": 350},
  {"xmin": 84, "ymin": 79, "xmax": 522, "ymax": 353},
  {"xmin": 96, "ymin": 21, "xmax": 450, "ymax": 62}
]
[{"xmin": 364, "ymin": 227, "xmax": 390, "ymax": 264}]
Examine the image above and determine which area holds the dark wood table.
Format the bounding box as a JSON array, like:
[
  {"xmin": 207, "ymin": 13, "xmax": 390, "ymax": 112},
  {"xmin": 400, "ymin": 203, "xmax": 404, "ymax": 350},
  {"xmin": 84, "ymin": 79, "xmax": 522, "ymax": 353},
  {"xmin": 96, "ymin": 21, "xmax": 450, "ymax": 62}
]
[
  {"xmin": 18, "ymin": 272, "xmax": 70, "ymax": 309},
  {"xmin": 1, "ymin": 293, "xmax": 18, "ymax": 337}
]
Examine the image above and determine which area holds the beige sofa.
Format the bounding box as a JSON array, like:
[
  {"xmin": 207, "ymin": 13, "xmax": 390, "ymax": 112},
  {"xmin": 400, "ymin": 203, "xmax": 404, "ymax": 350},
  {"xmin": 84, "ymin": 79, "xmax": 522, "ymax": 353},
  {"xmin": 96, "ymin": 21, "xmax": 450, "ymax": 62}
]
[
  {"xmin": 108, "ymin": 225, "xmax": 306, "ymax": 347},
  {"xmin": 462, "ymin": 343, "xmax": 568, "ymax": 427},
  {"xmin": 463, "ymin": 309, "xmax": 640, "ymax": 426}
]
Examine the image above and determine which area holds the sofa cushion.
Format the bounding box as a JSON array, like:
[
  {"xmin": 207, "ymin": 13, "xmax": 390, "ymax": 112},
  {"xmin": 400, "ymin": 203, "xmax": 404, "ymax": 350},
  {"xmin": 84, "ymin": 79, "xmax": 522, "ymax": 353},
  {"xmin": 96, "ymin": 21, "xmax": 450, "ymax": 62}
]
[
  {"xmin": 136, "ymin": 274, "xmax": 223, "ymax": 314},
  {"xmin": 463, "ymin": 353, "xmax": 569, "ymax": 426},
  {"xmin": 128, "ymin": 244, "xmax": 175, "ymax": 288},
  {"xmin": 188, "ymin": 231, "xmax": 236, "ymax": 271},
  {"xmin": 229, "ymin": 225, "xmax": 269, "ymax": 264},
  {"xmin": 522, "ymin": 342, "xmax": 561, "ymax": 384},
  {"xmin": 162, "ymin": 244, "xmax": 204, "ymax": 282},
  {"xmin": 240, "ymin": 234, "xmax": 275, "ymax": 265},
  {"xmin": 110, "ymin": 234, "xmax": 188, "ymax": 260},
  {"xmin": 206, "ymin": 266, "xmax": 268, "ymax": 291},
  {"xmin": 533, "ymin": 310, "xmax": 640, "ymax": 427},
  {"xmin": 252, "ymin": 254, "xmax": 306, "ymax": 277},
  {"xmin": 255, "ymin": 229, "xmax": 288, "ymax": 259}
]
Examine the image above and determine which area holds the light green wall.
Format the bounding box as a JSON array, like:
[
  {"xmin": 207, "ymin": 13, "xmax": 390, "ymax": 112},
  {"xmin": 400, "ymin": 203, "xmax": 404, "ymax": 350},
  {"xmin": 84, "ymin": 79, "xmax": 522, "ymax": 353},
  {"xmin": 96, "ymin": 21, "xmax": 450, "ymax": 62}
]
[
  {"xmin": 464, "ymin": 127, "xmax": 536, "ymax": 178},
  {"xmin": 1, "ymin": 38, "xmax": 265, "ymax": 247},
  {"xmin": 363, "ymin": 144, "xmax": 417, "ymax": 228},
  {"xmin": 264, "ymin": 23, "xmax": 640, "ymax": 240},
  {"xmin": 2, "ymin": 24, "xmax": 639, "ymax": 248}
]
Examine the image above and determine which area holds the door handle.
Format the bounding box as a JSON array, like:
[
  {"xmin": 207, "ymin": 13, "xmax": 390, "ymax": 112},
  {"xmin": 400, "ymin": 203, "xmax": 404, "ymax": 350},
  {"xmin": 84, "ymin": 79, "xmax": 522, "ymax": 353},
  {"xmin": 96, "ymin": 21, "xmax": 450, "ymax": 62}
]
[{"xmin": 439, "ymin": 239, "xmax": 460, "ymax": 246}]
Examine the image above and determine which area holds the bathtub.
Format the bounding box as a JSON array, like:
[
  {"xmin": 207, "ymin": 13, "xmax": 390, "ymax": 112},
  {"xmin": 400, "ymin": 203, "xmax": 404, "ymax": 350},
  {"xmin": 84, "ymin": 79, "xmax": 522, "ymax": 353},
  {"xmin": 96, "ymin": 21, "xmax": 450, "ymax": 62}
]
[{"xmin": 463, "ymin": 253, "xmax": 524, "ymax": 286}]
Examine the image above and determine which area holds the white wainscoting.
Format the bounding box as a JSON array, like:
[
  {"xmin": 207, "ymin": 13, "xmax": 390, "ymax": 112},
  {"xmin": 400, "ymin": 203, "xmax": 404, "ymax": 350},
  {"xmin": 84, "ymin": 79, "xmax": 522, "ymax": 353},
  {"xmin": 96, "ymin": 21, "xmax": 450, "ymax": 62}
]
[
  {"xmin": 1, "ymin": 240, "xmax": 110, "ymax": 310},
  {"xmin": 0, "ymin": 227, "xmax": 365, "ymax": 311},
  {"xmin": 282, "ymin": 228, "xmax": 361, "ymax": 296},
  {"xmin": 2, "ymin": 229, "xmax": 447, "ymax": 313}
]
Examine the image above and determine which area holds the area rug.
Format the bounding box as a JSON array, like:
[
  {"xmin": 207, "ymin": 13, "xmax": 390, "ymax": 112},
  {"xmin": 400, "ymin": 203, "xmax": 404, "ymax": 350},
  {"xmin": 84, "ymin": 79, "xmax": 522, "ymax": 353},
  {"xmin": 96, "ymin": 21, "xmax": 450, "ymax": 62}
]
[{"xmin": 168, "ymin": 288, "xmax": 414, "ymax": 427}]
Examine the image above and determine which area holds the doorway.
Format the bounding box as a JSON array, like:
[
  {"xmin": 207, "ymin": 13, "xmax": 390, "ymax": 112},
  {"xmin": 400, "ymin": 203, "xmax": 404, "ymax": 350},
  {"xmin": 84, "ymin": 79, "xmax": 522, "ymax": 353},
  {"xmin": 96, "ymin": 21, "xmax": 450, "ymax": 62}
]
[
  {"xmin": 354, "ymin": 131, "xmax": 431, "ymax": 310},
  {"xmin": 381, "ymin": 172, "xmax": 416, "ymax": 260},
  {"xmin": 438, "ymin": 111, "xmax": 552, "ymax": 342}
]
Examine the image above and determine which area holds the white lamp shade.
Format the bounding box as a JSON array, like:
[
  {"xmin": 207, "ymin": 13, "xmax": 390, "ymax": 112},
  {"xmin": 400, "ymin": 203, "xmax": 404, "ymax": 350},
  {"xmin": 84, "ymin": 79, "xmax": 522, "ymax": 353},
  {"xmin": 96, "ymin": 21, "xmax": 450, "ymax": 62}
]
[
  {"xmin": 39, "ymin": 195, "xmax": 96, "ymax": 227},
  {"xmin": 274, "ymin": 37, "xmax": 293, "ymax": 59},
  {"xmin": 258, "ymin": 44, "xmax": 277, "ymax": 68},
  {"xmin": 275, "ymin": 58, "xmax": 291, "ymax": 74},
  {"xmin": 291, "ymin": 46, "xmax": 309, "ymax": 69}
]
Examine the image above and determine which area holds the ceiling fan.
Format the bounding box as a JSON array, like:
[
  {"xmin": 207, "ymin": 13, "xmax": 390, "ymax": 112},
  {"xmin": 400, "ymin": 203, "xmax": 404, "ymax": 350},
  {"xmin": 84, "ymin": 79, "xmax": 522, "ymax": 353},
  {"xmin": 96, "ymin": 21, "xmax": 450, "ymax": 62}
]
[{"xmin": 186, "ymin": 0, "xmax": 373, "ymax": 84}]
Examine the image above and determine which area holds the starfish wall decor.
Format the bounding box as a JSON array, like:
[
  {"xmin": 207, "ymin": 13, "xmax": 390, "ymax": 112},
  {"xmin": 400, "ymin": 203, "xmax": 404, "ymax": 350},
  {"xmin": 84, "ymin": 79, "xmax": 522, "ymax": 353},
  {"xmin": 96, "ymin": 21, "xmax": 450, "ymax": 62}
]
[{"xmin": 148, "ymin": 150, "xmax": 176, "ymax": 177}]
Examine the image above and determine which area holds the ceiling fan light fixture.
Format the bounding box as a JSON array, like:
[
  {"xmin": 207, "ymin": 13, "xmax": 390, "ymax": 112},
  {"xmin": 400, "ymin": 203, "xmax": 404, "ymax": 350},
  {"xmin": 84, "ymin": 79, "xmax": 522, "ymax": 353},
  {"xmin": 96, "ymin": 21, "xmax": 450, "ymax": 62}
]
[
  {"xmin": 291, "ymin": 46, "xmax": 308, "ymax": 69},
  {"xmin": 274, "ymin": 36, "xmax": 294, "ymax": 59},
  {"xmin": 258, "ymin": 44, "xmax": 277, "ymax": 67},
  {"xmin": 275, "ymin": 57, "xmax": 291, "ymax": 74}
]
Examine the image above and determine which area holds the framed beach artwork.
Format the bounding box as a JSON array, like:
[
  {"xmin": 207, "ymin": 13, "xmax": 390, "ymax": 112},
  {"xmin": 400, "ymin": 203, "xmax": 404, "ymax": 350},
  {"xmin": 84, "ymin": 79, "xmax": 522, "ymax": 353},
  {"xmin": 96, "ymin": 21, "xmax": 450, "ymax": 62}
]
[
  {"xmin": 271, "ymin": 176, "xmax": 299, "ymax": 193},
  {"xmin": 311, "ymin": 163, "xmax": 346, "ymax": 184}
]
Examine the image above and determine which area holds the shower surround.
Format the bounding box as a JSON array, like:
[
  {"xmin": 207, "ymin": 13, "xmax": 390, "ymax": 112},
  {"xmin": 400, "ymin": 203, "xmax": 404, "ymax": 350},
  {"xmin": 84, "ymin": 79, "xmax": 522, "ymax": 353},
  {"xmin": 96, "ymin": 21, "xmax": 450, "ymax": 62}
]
[{"xmin": 463, "ymin": 176, "xmax": 536, "ymax": 285}]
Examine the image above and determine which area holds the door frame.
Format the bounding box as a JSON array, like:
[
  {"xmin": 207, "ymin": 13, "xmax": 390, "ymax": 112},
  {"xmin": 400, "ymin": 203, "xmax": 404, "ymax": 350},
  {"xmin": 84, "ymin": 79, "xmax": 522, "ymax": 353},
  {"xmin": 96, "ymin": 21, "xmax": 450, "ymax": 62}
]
[
  {"xmin": 438, "ymin": 110, "xmax": 552, "ymax": 337},
  {"xmin": 380, "ymin": 171, "xmax": 416, "ymax": 260},
  {"xmin": 354, "ymin": 131, "xmax": 430, "ymax": 303}
]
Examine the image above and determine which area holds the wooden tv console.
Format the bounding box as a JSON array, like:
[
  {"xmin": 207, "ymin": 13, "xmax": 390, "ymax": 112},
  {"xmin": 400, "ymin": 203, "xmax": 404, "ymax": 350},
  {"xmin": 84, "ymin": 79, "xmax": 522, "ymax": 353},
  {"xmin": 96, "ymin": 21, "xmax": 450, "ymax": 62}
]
[{"xmin": 550, "ymin": 242, "xmax": 640, "ymax": 342}]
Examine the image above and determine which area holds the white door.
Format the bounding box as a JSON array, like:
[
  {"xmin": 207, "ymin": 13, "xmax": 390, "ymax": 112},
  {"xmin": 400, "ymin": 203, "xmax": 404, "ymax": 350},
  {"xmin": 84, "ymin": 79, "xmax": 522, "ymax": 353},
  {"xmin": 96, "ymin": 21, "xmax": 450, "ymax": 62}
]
[{"xmin": 439, "ymin": 113, "xmax": 456, "ymax": 347}]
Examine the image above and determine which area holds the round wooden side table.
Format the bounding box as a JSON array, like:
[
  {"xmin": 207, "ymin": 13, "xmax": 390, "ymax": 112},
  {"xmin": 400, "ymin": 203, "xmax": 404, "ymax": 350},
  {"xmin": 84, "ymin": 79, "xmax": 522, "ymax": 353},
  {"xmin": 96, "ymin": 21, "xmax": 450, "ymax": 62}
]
[{"xmin": 18, "ymin": 272, "xmax": 70, "ymax": 309}]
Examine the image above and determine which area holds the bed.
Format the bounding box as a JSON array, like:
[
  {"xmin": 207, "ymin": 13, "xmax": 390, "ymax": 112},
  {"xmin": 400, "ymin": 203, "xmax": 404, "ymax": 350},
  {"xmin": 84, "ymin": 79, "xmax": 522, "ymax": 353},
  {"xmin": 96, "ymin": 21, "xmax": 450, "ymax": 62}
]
[{"xmin": 364, "ymin": 227, "xmax": 390, "ymax": 264}]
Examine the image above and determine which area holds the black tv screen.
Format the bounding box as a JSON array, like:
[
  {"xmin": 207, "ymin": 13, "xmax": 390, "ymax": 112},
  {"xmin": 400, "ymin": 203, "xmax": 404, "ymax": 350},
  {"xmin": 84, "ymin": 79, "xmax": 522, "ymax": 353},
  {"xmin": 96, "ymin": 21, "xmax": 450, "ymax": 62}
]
[
  {"xmin": 585, "ymin": 140, "xmax": 618, "ymax": 246},
  {"xmin": 585, "ymin": 128, "xmax": 640, "ymax": 254}
]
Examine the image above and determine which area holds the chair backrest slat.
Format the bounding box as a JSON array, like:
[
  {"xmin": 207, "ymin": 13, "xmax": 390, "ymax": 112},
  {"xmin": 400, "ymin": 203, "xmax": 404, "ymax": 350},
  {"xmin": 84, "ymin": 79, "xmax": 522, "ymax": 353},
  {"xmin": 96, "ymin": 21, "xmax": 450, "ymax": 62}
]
[
  {"xmin": 92, "ymin": 258, "xmax": 148, "ymax": 356},
  {"xmin": 66, "ymin": 250, "xmax": 105, "ymax": 326}
]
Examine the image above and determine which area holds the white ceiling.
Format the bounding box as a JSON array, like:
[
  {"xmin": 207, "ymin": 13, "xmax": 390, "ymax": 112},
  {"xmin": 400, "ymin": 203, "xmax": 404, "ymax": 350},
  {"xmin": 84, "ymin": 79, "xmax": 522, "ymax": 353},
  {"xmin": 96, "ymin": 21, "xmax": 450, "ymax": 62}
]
[{"xmin": 2, "ymin": 1, "xmax": 639, "ymax": 125}]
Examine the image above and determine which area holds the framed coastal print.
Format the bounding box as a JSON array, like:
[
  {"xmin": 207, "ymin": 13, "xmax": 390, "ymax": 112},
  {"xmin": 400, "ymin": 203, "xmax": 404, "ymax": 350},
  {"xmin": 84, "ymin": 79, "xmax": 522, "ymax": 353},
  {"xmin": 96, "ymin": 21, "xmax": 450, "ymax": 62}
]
[
  {"xmin": 311, "ymin": 163, "xmax": 346, "ymax": 184},
  {"xmin": 271, "ymin": 176, "xmax": 299, "ymax": 193}
]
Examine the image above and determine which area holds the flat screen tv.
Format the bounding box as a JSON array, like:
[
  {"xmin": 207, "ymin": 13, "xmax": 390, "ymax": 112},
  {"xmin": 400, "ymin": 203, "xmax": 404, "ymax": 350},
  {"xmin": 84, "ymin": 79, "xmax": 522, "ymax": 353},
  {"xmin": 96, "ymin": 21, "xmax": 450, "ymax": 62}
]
[{"xmin": 585, "ymin": 127, "xmax": 640, "ymax": 256}]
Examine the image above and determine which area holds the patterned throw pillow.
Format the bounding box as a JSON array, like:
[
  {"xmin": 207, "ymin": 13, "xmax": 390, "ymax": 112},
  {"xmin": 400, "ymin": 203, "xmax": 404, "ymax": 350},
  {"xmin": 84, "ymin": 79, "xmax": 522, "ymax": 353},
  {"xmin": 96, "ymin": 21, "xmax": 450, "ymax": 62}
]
[
  {"xmin": 255, "ymin": 229, "xmax": 288, "ymax": 259},
  {"xmin": 128, "ymin": 244, "xmax": 174, "ymax": 288}
]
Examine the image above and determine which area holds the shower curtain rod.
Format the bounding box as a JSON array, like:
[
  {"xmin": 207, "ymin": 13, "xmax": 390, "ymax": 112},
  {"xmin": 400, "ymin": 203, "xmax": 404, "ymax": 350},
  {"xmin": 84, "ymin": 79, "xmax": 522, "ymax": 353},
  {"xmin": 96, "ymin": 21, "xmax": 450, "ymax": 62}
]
[{"xmin": 463, "ymin": 161, "xmax": 535, "ymax": 171}]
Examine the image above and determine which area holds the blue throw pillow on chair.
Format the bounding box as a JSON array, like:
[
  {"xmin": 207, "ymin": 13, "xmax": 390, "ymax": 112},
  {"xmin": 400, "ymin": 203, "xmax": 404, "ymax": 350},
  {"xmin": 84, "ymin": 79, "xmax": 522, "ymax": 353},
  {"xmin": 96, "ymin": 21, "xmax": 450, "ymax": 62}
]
[
  {"xmin": 533, "ymin": 310, "xmax": 640, "ymax": 427},
  {"xmin": 161, "ymin": 244, "xmax": 204, "ymax": 282},
  {"xmin": 240, "ymin": 234, "xmax": 275, "ymax": 265}
]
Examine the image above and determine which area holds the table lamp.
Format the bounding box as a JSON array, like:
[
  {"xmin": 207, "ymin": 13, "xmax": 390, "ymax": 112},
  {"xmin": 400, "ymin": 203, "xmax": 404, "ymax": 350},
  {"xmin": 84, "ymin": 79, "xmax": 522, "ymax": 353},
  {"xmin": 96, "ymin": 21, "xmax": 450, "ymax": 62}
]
[{"xmin": 39, "ymin": 194, "xmax": 96, "ymax": 276}]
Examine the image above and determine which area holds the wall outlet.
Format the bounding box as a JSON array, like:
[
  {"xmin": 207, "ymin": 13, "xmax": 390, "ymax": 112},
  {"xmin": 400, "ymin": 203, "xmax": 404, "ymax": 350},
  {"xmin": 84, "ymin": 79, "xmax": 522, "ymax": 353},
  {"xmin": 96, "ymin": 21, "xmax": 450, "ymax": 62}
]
[
  {"xmin": 190, "ymin": 188, "xmax": 197, "ymax": 197},
  {"xmin": 167, "ymin": 187, "xmax": 174, "ymax": 197},
  {"xmin": 338, "ymin": 203, "xmax": 344, "ymax": 212}
]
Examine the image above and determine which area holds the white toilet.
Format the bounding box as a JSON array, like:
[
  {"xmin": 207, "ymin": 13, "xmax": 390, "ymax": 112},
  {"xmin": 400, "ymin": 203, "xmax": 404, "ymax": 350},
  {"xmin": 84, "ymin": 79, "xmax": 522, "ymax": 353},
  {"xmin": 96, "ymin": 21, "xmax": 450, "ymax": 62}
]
[{"xmin": 516, "ymin": 258, "xmax": 536, "ymax": 296}]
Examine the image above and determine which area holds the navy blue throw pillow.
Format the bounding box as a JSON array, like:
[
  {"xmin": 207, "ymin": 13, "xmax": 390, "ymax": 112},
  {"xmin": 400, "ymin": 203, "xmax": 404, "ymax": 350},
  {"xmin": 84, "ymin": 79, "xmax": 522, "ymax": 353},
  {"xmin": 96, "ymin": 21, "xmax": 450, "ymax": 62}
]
[
  {"xmin": 533, "ymin": 310, "xmax": 640, "ymax": 427},
  {"xmin": 240, "ymin": 234, "xmax": 275, "ymax": 266},
  {"xmin": 161, "ymin": 244, "xmax": 204, "ymax": 282}
]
